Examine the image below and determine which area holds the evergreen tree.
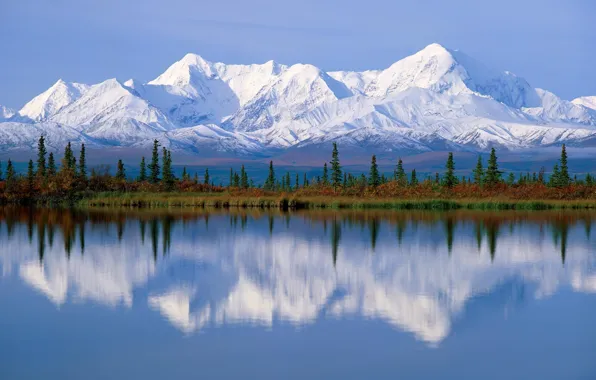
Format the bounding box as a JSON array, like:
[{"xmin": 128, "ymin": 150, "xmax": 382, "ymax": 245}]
[
  {"xmin": 507, "ymin": 172, "xmax": 515, "ymax": 186},
  {"xmin": 549, "ymin": 164, "xmax": 561, "ymax": 187},
  {"xmin": 484, "ymin": 148, "xmax": 501, "ymax": 187},
  {"xmin": 138, "ymin": 157, "xmax": 147, "ymax": 181},
  {"xmin": 181, "ymin": 167, "xmax": 189, "ymax": 181},
  {"xmin": 5, "ymin": 159, "xmax": 15, "ymax": 190},
  {"xmin": 78, "ymin": 143, "xmax": 87, "ymax": 182},
  {"xmin": 322, "ymin": 163, "xmax": 329, "ymax": 185},
  {"xmin": 264, "ymin": 161, "xmax": 276, "ymax": 191},
  {"xmin": 330, "ymin": 143, "xmax": 342, "ymax": 190},
  {"xmin": 36, "ymin": 135, "xmax": 47, "ymax": 178},
  {"xmin": 162, "ymin": 148, "xmax": 174, "ymax": 189},
  {"xmin": 368, "ymin": 155, "xmax": 380, "ymax": 188},
  {"xmin": 473, "ymin": 155, "xmax": 484, "ymax": 185},
  {"xmin": 410, "ymin": 169, "xmax": 418, "ymax": 186},
  {"xmin": 303, "ymin": 173, "xmax": 308, "ymax": 188},
  {"xmin": 395, "ymin": 158, "xmax": 407, "ymax": 186},
  {"xmin": 116, "ymin": 160, "xmax": 126, "ymax": 180},
  {"xmin": 559, "ymin": 144, "xmax": 570, "ymax": 186},
  {"xmin": 586, "ymin": 173, "xmax": 594, "ymax": 186},
  {"xmin": 285, "ymin": 172, "xmax": 291, "ymax": 191},
  {"xmin": 27, "ymin": 159, "xmax": 35, "ymax": 192},
  {"xmin": 148, "ymin": 140, "xmax": 160, "ymax": 184},
  {"xmin": 240, "ymin": 165, "xmax": 249, "ymax": 189},
  {"xmin": 47, "ymin": 153, "xmax": 56, "ymax": 177},
  {"xmin": 233, "ymin": 172, "xmax": 240, "ymax": 187},
  {"xmin": 204, "ymin": 168, "xmax": 210, "ymax": 185},
  {"xmin": 295, "ymin": 173, "xmax": 300, "ymax": 190},
  {"xmin": 193, "ymin": 172, "xmax": 199, "ymax": 184},
  {"xmin": 229, "ymin": 168, "xmax": 234, "ymax": 188},
  {"xmin": 442, "ymin": 152, "xmax": 458, "ymax": 188}
]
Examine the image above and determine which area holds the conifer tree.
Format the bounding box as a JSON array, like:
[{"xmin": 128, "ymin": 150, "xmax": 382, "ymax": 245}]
[
  {"xmin": 240, "ymin": 165, "xmax": 249, "ymax": 189},
  {"xmin": 116, "ymin": 160, "xmax": 126, "ymax": 180},
  {"xmin": 395, "ymin": 158, "xmax": 407, "ymax": 186},
  {"xmin": 410, "ymin": 169, "xmax": 418, "ymax": 186},
  {"xmin": 229, "ymin": 168, "xmax": 234, "ymax": 188},
  {"xmin": 204, "ymin": 168, "xmax": 210, "ymax": 185},
  {"xmin": 181, "ymin": 167, "xmax": 188, "ymax": 181},
  {"xmin": 148, "ymin": 140, "xmax": 160, "ymax": 184},
  {"xmin": 507, "ymin": 172, "xmax": 515, "ymax": 186},
  {"xmin": 473, "ymin": 155, "xmax": 484, "ymax": 185},
  {"xmin": 27, "ymin": 159, "xmax": 35, "ymax": 192},
  {"xmin": 78, "ymin": 143, "xmax": 87, "ymax": 182},
  {"xmin": 303, "ymin": 173, "xmax": 308, "ymax": 188},
  {"xmin": 553, "ymin": 144, "xmax": 571, "ymax": 187},
  {"xmin": 36, "ymin": 135, "xmax": 47, "ymax": 178},
  {"xmin": 48, "ymin": 153, "xmax": 56, "ymax": 177},
  {"xmin": 484, "ymin": 148, "xmax": 501, "ymax": 187},
  {"xmin": 5, "ymin": 159, "xmax": 15, "ymax": 190},
  {"xmin": 162, "ymin": 148, "xmax": 174, "ymax": 189},
  {"xmin": 139, "ymin": 157, "xmax": 147, "ymax": 181},
  {"xmin": 549, "ymin": 164, "xmax": 561, "ymax": 187},
  {"xmin": 233, "ymin": 172, "xmax": 240, "ymax": 187},
  {"xmin": 264, "ymin": 161, "xmax": 276, "ymax": 191},
  {"xmin": 368, "ymin": 155, "xmax": 380, "ymax": 188},
  {"xmin": 295, "ymin": 173, "xmax": 300, "ymax": 190},
  {"xmin": 322, "ymin": 163, "xmax": 329, "ymax": 185},
  {"xmin": 442, "ymin": 152, "xmax": 458, "ymax": 188},
  {"xmin": 330, "ymin": 143, "xmax": 342, "ymax": 190},
  {"xmin": 586, "ymin": 173, "xmax": 594, "ymax": 186},
  {"xmin": 285, "ymin": 172, "xmax": 291, "ymax": 191}
]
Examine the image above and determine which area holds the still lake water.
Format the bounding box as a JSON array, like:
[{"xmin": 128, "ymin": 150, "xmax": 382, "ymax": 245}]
[{"xmin": 0, "ymin": 208, "xmax": 595, "ymax": 379}]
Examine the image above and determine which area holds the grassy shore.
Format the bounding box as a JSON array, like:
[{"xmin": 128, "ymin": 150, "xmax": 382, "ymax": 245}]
[{"xmin": 77, "ymin": 192, "xmax": 596, "ymax": 211}]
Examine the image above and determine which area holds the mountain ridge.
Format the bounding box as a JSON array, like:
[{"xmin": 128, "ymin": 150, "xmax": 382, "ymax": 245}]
[{"xmin": 2, "ymin": 43, "xmax": 595, "ymax": 156}]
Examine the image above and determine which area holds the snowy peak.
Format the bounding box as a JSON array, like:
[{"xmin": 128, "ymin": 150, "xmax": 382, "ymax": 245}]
[
  {"xmin": 149, "ymin": 53, "xmax": 216, "ymax": 91},
  {"xmin": 18, "ymin": 79, "xmax": 90, "ymax": 121},
  {"xmin": 0, "ymin": 105, "xmax": 15, "ymax": 120},
  {"xmin": 573, "ymin": 96, "xmax": 596, "ymax": 111},
  {"xmin": 365, "ymin": 43, "xmax": 471, "ymax": 98}
]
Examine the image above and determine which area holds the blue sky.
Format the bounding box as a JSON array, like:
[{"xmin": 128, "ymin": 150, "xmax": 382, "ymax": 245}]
[{"xmin": 0, "ymin": 0, "xmax": 594, "ymax": 108}]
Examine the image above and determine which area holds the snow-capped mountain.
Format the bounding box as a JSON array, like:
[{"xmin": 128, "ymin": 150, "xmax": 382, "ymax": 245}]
[
  {"xmin": 2, "ymin": 43, "xmax": 596, "ymax": 155},
  {"xmin": 0, "ymin": 105, "xmax": 15, "ymax": 121}
]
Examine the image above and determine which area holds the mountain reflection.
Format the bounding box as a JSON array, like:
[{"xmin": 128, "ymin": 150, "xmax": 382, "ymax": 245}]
[{"xmin": 0, "ymin": 207, "xmax": 595, "ymax": 344}]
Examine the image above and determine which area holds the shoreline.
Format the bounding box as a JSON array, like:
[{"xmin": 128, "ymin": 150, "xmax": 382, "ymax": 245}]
[{"xmin": 76, "ymin": 193, "xmax": 596, "ymax": 211}]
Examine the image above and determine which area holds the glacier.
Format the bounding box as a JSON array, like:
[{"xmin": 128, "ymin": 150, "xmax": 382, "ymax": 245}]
[{"xmin": 1, "ymin": 43, "xmax": 596, "ymax": 156}]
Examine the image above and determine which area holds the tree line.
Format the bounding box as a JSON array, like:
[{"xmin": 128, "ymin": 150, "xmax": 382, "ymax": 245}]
[{"xmin": 0, "ymin": 136, "xmax": 590, "ymax": 203}]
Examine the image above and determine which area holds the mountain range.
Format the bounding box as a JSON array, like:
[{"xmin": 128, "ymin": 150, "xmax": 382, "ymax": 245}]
[{"xmin": 2, "ymin": 43, "xmax": 596, "ymax": 156}]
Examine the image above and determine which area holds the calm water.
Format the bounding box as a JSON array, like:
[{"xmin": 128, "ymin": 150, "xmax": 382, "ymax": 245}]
[{"xmin": 0, "ymin": 208, "xmax": 595, "ymax": 379}]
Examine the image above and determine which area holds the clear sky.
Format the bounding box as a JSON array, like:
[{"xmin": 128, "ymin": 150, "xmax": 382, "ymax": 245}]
[{"xmin": 0, "ymin": 0, "xmax": 594, "ymax": 108}]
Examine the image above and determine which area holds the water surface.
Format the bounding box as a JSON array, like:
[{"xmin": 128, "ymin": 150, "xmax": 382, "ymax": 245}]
[{"xmin": 0, "ymin": 208, "xmax": 595, "ymax": 379}]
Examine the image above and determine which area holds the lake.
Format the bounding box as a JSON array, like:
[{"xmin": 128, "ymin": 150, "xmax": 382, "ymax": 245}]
[{"xmin": 0, "ymin": 208, "xmax": 595, "ymax": 379}]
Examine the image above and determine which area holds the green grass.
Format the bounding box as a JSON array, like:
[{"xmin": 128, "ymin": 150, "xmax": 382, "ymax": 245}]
[{"xmin": 76, "ymin": 192, "xmax": 596, "ymax": 211}]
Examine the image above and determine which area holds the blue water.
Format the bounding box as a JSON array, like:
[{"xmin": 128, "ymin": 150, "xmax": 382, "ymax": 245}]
[{"xmin": 0, "ymin": 209, "xmax": 595, "ymax": 379}]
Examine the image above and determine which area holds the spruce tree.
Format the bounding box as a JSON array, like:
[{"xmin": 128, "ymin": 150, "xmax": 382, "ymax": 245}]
[
  {"xmin": 78, "ymin": 143, "xmax": 87, "ymax": 182},
  {"xmin": 442, "ymin": 152, "xmax": 458, "ymax": 188},
  {"xmin": 5, "ymin": 159, "xmax": 15, "ymax": 190},
  {"xmin": 507, "ymin": 172, "xmax": 515, "ymax": 186},
  {"xmin": 368, "ymin": 155, "xmax": 380, "ymax": 188},
  {"xmin": 162, "ymin": 148, "xmax": 174, "ymax": 189},
  {"xmin": 295, "ymin": 173, "xmax": 300, "ymax": 190},
  {"xmin": 549, "ymin": 164, "xmax": 561, "ymax": 187},
  {"xmin": 233, "ymin": 172, "xmax": 240, "ymax": 187},
  {"xmin": 473, "ymin": 155, "xmax": 484, "ymax": 185},
  {"xmin": 27, "ymin": 159, "xmax": 35, "ymax": 192},
  {"xmin": 410, "ymin": 169, "xmax": 418, "ymax": 186},
  {"xmin": 395, "ymin": 159, "xmax": 407, "ymax": 186},
  {"xmin": 558, "ymin": 144, "xmax": 570, "ymax": 186},
  {"xmin": 181, "ymin": 167, "xmax": 188, "ymax": 181},
  {"xmin": 586, "ymin": 173, "xmax": 594, "ymax": 186},
  {"xmin": 48, "ymin": 153, "xmax": 56, "ymax": 177},
  {"xmin": 139, "ymin": 157, "xmax": 147, "ymax": 181},
  {"xmin": 303, "ymin": 173, "xmax": 308, "ymax": 188},
  {"xmin": 484, "ymin": 148, "xmax": 501, "ymax": 187},
  {"xmin": 229, "ymin": 168, "xmax": 234, "ymax": 188},
  {"xmin": 36, "ymin": 135, "xmax": 47, "ymax": 178},
  {"xmin": 285, "ymin": 172, "xmax": 291, "ymax": 191},
  {"xmin": 322, "ymin": 163, "xmax": 329, "ymax": 185},
  {"xmin": 116, "ymin": 160, "xmax": 126, "ymax": 180},
  {"xmin": 264, "ymin": 161, "xmax": 276, "ymax": 191},
  {"xmin": 148, "ymin": 140, "xmax": 160, "ymax": 184},
  {"xmin": 330, "ymin": 143, "xmax": 342, "ymax": 190},
  {"xmin": 204, "ymin": 168, "xmax": 210, "ymax": 185},
  {"xmin": 240, "ymin": 165, "xmax": 249, "ymax": 189}
]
